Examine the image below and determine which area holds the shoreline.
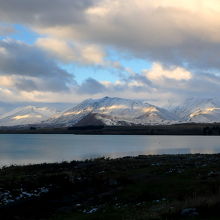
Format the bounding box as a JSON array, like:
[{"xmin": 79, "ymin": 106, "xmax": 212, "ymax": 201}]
[
  {"xmin": 1, "ymin": 123, "xmax": 220, "ymax": 135},
  {"xmin": 1, "ymin": 153, "xmax": 220, "ymax": 219}
]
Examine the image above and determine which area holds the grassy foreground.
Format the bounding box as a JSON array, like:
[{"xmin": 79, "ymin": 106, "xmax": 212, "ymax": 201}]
[{"xmin": 1, "ymin": 154, "xmax": 220, "ymax": 219}]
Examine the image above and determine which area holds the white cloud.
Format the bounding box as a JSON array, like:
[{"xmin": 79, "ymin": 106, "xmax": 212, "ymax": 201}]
[
  {"xmin": 81, "ymin": 44, "xmax": 104, "ymax": 64},
  {"xmin": 0, "ymin": 0, "xmax": 220, "ymax": 104},
  {"xmin": 36, "ymin": 37, "xmax": 105, "ymax": 65},
  {"xmin": 0, "ymin": 1, "xmax": 220, "ymax": 67},
  {"xmin": 145, "ymin": 63, "xmax": 192, "ymax": 81},
  {"xmin": 0, "ymin": 76, "xmax": 14, "ymax": 86},
  {"xmin": 36, "ymin": 38, "xmax": 77, "ymax": 62},
  {"xmin": 1, "ymin": 0, "xmax": 220, "ymax": 71},
  {"xmin": 31, "ymin": 0, "xmax": 220, "ymax": 71}
]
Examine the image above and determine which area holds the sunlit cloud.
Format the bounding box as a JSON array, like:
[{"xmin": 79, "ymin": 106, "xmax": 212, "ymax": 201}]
[
  {"xmin": 36, "ymin": 37, "xmax": 105, "ymax": 65},
  {"xmin": 0, "ymin": 0, "xmax": 220, "ymax": 105},
  {"xmin": 145, "ymin": 63, "xmax": 192, "ymax": 81}
]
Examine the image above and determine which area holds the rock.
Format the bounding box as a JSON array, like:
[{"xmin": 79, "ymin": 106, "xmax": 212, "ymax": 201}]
[
  {"xmin": 181, "ymin": 208, "xmax": 199, "ymax": 216},
  {"xmin": 83, "ymin": 207, "xmax": 98, "ymax": 214},
  {"xmin": 208, "ymin": 171, "xmax": 220, "ymax": 177}
]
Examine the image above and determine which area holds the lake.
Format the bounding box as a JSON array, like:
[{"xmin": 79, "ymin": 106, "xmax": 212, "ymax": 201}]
[{"xmin": 0, "ymin": 134, "xmax": 220, "ymax": 166}]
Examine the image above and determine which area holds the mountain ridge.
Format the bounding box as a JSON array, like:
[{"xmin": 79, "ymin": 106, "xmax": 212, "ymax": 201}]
[
  {"xmin": 0, "ymin": 106, "xmax": 58, "ymax": 126},
  {"xmin": 1, "ymin": 97, "xmax": 220, "ymax": 127},
  {"xmin": 43, "ymin": 96, "xmax": 177, "ymax": 127},
  {"xmin": 172, "ymin": 97, "xmax": 220, "ymax": 123}
]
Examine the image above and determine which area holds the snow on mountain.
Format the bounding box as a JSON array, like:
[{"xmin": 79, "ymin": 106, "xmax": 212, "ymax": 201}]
[
  {"xmin": 44, "ymin": 96, "xmax": 178, "ymax": 127},
  {"xmin": 173, "ymin": 97, "xmax": 220, "ymax": 123},
  {"xmin": 0, "ymin": 106, "xmax": 58, "ymax": 126},
  {"xmin": 1, "ymin": 97, "xmax": 220, "ymax": 127}
]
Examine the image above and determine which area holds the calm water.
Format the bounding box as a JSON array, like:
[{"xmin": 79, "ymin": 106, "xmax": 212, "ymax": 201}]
[{"xmin": 0, "ymin": 134, "xmax": 220, "ymax": 166}]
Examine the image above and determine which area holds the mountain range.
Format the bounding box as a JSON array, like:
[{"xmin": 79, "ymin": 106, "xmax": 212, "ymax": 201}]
[
  {"xmin": 0, "ymin": 106, "xmax": 58, "ymax": 127},
  {"xmin": 1, "ymin": 97, "xmax": 220, "ymax": 127}
]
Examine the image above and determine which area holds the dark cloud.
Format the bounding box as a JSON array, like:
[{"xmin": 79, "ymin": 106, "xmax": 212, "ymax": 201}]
[
  {"xmin": 0, "ymin": 0, "xmax": 220, "ymax": 103},
  {"xmin": 14, "ymin": 77, "xmax": 73, "ymax": 92},
  {"xmin": 0, "ymin": 0, "xmax": 96, "ymax": 26},
  {"xmin": 77, "ymin": 78, "xmax": 106, "ymax": 94},
  {"xmin": 127, "ymin": 74, "xmax": 152, "ymax": 86},
  {"xmin": 0, "ymin": 39, "xmax": 75, "ymax": 91},
  {"xmin": 14, "ymin": 79, "xmax": 38, "ymax": 91},
  {"xmin": 0, "ymin": 0, "xmax": 220, "ymax": 73}
]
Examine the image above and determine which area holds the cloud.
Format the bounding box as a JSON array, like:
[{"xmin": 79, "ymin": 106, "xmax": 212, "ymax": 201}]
[
  {"xmin": 0, "ymin": 0, "xmax": 96, "ymax": 26},
  {"xmin": 77, "ymin": 78, "xmax": 106, "ymax": 94},
  {"xmin": 82, "ymin": 0, "xmax": 220, "ymax": 71},
  {"xmin": 36, "ymin": 37, "xmax": 105, "ymax": 64},
  {"xmin": 0, "ymin": 24, "xmax": 15, "ymax": 36},
  {"xmin": 0, "ymin": 39, "xmax": 75, "ymax": 92},
  {"xmin": 1, "ymin": 0, "xmax": 220, "ymax": 105},
  {"xmin": 26, "ymin": 0, "xmax": 220, "ymax": 72},
  {"xmin": 1, "ymin": 0, "xmax": 220, "ymax": 72},
  {"xmin": 145, "ymin": 63, "xmax": 192, "ymax": 81},
  {"xmin": 0, "ymin": 65, "xmax": 220, "ymax": 107}
]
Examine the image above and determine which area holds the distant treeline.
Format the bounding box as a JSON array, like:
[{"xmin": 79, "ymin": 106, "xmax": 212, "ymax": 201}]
[
  {"xmin": 67, "ymin": 123, "xmax": 220, "ymax": 135},
  {"xmin": 1, "ymin": 123, "xmax": 220, "ymax": 135}
]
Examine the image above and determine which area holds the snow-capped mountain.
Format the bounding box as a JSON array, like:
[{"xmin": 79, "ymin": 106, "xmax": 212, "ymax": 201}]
[
  {"xmin": 44, "ymin": 96, "xmax": 178, "ymax": 127},
  {"xmin": 1, "ymin": 97, "xmax": 220, "ymax": 127},
  {"xmin": 173, "ymin": 98, "xmax": 220, "ymax": 123},
  {"xmin": 0, "ymin": 106, "xmax": 58, "ymax": 126}
]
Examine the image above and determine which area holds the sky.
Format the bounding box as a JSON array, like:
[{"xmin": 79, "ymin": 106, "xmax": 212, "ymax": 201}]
[{"xmin": 0, "ymin": 0, "xmax": 220, "ymax": 109}]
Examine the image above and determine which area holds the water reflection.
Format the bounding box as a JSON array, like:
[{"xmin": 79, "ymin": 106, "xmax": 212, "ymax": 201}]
[{"xmin": 0, "ymin": 134, "xmax": 220, "ymax": 166}]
